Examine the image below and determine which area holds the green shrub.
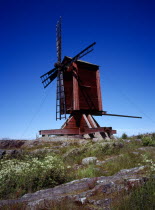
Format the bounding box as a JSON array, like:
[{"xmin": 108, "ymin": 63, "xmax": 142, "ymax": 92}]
[
  {"xmin": 0, "ymin": 154, "xmax": 66, "ymax": 199},
  {"xmin": 142, "ymin": 136, "xmax": 155, "ymax": 146},
  {"xmin": 152, "ymin": 133, "xmax": 155, "ymax": 141},
  {"xmin": 136, "ymin": 134, "xmax": 143, "ymax": 139},
  {"xmin": 121, "ymin": 133, "xmax": 128, "ymax": 139}
]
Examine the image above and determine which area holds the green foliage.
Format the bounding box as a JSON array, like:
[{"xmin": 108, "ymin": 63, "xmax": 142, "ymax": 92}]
[
  {"xmin": 152, "ymin": 133, "xmax": 155, "ymax": 140},
  {"xmin": 142, "ymin": 135, "xmax": 155, "ymax": 146},
  {"xmin": 121, "ymin": 133, "xmax": 128, "ymax": 139},
  {"xmin": 0, "ymin": 154, "xmax": 66, "ymax": 199},
  {"xmin": 136, "ymin": 134, "xmax": 143, "ymax": 139}
]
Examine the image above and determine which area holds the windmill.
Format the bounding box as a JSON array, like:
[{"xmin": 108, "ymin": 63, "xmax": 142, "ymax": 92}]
[{"xmin": 39, "ymin": 18, "xmax": 141, "ymax": 139}]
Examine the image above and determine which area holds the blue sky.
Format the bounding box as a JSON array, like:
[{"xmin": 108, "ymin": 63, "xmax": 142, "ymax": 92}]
[{"xmin": 0, "ymin": 0, "xmax": 155, "ymax": 139}]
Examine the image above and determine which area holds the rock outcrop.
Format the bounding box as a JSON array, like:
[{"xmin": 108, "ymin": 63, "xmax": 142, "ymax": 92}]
[
  {"xmin": 0, "ymin": 166, "xmax": 146, "ymax": 210},
  {"xmin": 0, "ymin": 140, "xmax": 26, "ymax": 149}
]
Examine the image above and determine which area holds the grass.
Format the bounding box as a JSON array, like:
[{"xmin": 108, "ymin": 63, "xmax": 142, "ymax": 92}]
[
  {"xmin": 101, "ymin": 153, "xmax": 143, "ymax": 176},
  {"xmin": 112, "ymin": 177, "xmax": 155, "ymax": 210},
  {"xmin": 75, "ymin": 164, "xmax": 101, "ymax": 179}
]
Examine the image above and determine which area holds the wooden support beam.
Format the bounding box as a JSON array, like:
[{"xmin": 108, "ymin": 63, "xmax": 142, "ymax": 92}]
[
  {"xmin": 72, "ymin": 63, "xmax": 79, "ymax": 110},
  {"xmin": 39, "ymin": 127, "xmax": 116, "ymax": 135},
  {"xmin": 87, "ymin": 114, "xmax": 98, "ymax": 128},
  {"xmin": 84, "ymin": 127, "xmax": 116, "ymax": 135},
  {"xmin": 39, "ymin": 128, "xmax": 80, "ymax": 135},
  {"xmin": 96, "ymin": 69, "xmax": 103, "ymax": 111},
  {"xmin": 61, "ymin": 115, "xmax": 73, "ymax": 129},
  {"xmin": 83, "ymin": 114, "xmax": 92, "ymax": 128}
]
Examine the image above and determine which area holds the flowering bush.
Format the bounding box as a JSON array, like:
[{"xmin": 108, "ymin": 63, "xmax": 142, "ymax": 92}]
[
  {"xmin": 141, "ymin": 154, "xmax": 155, "ymax": 175},
  {"xmin": 0, "ymin": 155, "xmax": 66, "ymax": 199}
]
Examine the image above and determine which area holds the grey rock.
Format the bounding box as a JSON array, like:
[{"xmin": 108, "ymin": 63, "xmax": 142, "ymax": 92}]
[
  {"xmin": 123, "ymin": 139, "xmax": 131, "ymax": 143},
  {"xmin": 30, "ymin": 148, "xmax": 56, "ymax": 154},
  {"xmin": 61, "ymin": 142, "xmax": 69, "ymax": 147},
  {"xmin": 137, "ymin": 147, "xmax": 155, "ymax": 152},
  {"xmin": 100, "ymin": 142, "xmax": 112, "ymax": 147},
  {"xmin": 74, "ymin": 196, "xmax": 87, "ymax": 204},
  {"xmin": 92, "ymin": 137, "xmax": 103, "ymax": 143},
  {"xmin": 39, "ymin": 135, "xmax": 84, "ymax": 141},
  {"xmin": 113, "ymin": 142, "xmax": 124, "ymax": 148},
  {"xmin": 116, "ymin": 166, "xmax": 145, "ymax": 176},
  {"xmin": 137, "ymin": 147, "xmax": 146, "ymax": 151},
  {"xmin": 5, "ymin": 149, "xmax": 20, "ymax": 155},
  {"xmin": 0, "ymin": 140, "xmax": 26, "ymax": 149},
  {"xmin": 78, "ymin": 140, "xmax": 89, "ymax": 145},
  {"xmin": 135, "ymin": 139, "xmax": 142, "ymax": 142},
  {"xmin": 82, "ymin": 157, "xmax": 97, "ymax": 165},
  {"xmin": 132, "ymin": 152, "xmax": 139, "ymax": 155},
  {"xmin": 83, "ymin": 134, "xmax": 91, "ymax": 139}
]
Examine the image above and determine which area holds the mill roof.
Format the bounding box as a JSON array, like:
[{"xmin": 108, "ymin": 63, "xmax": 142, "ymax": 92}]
[{"xmin": 63, "ymin": 56, "xmax": 99, "ymax": 68}]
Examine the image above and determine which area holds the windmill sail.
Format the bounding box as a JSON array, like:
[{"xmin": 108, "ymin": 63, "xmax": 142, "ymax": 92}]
[
  {"xmin": 40, "ymin": 67, "xmax": 58, "ymax": 88},
  {"xmin": 56, "ymin": 17, "xmax": 66, "ymax": 120}
]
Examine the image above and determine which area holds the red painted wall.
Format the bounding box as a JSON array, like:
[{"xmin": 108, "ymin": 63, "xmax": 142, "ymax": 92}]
[{"xmin": 63, "ymin": 57, "xmax": 103, "ymax": 114}]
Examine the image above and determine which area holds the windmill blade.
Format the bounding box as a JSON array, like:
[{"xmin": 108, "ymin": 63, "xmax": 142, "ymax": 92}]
[
  {"xmin": 72, "ymin": 42, "xmax": 96, "ymax": 62},
  {"xmin": 55, "ymin": 18, "xmax": 66, "ymax": 120},
  {"xmin": 62, "ymin": 42, "xmax": 96, "ymax": 69},
  {"xmin": 40, "ymin": 67, "xmax": 56, "ymax": 80},
  {"xmin": 40, "ymin": 17, "xmax": 62, "ymax": 90},
  {"xmin": 56, "ymin": 17, "xmax": 62, "ymax": 63},
  {"xmin": 40, "ymin": 68, "xmax": 58, "ymax": 88}
]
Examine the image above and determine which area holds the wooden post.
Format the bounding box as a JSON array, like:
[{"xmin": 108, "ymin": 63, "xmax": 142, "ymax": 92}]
[
  {"xmin": 72, "ymin": 63, "xmax": 79, "ymax": 110},
  {"xmin": 96, "ymin": 69, "xmax": 103, "ymax": 111}
]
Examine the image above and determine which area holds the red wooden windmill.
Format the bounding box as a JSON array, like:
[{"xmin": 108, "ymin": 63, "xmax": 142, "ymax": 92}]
[{"xmin": 39, "ymin": 18, "xmax": 141, "ymax": 139}]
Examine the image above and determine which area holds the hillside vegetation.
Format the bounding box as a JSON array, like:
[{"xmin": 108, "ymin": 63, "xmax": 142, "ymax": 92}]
[{"xmin": 0, "ymin": 133, "xmax": 155, "ymax": 209}]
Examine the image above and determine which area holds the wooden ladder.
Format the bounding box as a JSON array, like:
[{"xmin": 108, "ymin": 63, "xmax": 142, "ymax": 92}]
[{"xmin": 56, "ymin": 70, "xmax": 66, "ymax": 120}]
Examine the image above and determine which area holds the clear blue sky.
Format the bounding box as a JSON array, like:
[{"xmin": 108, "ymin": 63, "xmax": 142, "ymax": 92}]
[{"xmin": 0, "ymin": 0, "xmax": 155, "ymax": 139}]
